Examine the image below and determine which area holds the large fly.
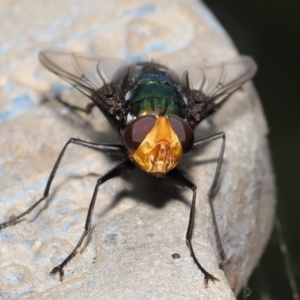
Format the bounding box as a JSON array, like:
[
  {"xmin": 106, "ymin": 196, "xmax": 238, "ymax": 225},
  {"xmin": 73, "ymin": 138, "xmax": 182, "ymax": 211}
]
[{"xmin": 0, "ymin": 49, "xmax": 257, "ymax": 287}]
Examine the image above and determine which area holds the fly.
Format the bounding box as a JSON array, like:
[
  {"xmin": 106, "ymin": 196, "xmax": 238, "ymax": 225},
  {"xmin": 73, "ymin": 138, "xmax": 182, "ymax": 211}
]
[{"xmin": 0, "ymin": 49, "xmax": 257, "ymax": 287}]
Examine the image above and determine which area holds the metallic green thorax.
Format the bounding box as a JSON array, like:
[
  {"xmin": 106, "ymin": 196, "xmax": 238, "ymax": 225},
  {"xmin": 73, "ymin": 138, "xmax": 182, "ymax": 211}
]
[{"xmin": 127, "ymin": 74, "xmax": 182, "ymax": 116}]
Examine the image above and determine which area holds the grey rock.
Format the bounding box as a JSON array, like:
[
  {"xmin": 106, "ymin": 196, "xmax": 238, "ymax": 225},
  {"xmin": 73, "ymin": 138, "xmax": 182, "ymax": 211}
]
[{"xmin": 0, "ymin": 0, "xmax": 275, "ymax": 299}]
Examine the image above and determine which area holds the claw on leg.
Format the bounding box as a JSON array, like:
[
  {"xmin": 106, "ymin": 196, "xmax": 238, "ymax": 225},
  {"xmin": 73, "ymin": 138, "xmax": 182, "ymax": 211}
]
[
  {"xmin": 50, "ymin": 265, "xmax": 65, "ymax": 282},
  {"xmin": 203, "ymin": 272, "xmax": 219, "ymax": 288}
]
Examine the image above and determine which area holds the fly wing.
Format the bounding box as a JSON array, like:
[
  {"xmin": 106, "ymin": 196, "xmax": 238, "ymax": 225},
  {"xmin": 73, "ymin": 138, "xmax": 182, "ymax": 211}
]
[
  {"xmin": 39, "ymin": 49, "xmax": 129, "ymax": 98},
  {"xmin": 39, "ymin": 49, "xmax": 133, "ymax": 131},
  {"xmin": 180, "ymin": 56, "xmax": 257, "ymax": 127}
]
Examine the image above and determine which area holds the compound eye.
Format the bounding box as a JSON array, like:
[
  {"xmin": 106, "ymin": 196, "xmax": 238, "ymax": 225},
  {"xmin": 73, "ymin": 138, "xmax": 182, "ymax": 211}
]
[
  {"xmin": 169, "ymin": 116, "xmax": 194, "ymax": 153},
  {"xmin": 123, "ymin": 115, "xmax": 156, "ymax": 151}
]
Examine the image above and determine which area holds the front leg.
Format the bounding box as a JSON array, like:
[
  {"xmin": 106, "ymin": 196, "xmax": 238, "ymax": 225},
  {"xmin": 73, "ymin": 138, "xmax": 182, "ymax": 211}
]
[
  {"xmin": 167, "ymin": 169, "xmax": 219, "ymax": 287},
  {"xmin": 50, "ymin": 160, "xmax": 135, "ymax": 281}
]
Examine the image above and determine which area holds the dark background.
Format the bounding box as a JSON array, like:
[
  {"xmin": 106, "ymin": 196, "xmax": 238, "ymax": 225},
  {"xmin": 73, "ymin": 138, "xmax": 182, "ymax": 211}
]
[{"xmin": 204, "ymin": 0, "xmax": 300, "ymax": 299}]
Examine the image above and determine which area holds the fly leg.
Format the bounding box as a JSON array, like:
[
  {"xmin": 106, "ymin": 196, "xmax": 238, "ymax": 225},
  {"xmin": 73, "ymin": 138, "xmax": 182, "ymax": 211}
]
[
  {"xmin": 0, "ymin": 138, "xmax": 126, "ymax": 230},
  {"xmin": 168, "ymin": 169, "xmax": 219, "ymax": 287},
  {"xmin": 50, "ymin": 160, "xmax": 134, "ymax": 281},
  {"xmin": 193, "ymin": 132, "xmax": 226, "ymax": 261},
  {"xmin": 56, "ymin": 96, "xmax": 96, "ymax": 114}
]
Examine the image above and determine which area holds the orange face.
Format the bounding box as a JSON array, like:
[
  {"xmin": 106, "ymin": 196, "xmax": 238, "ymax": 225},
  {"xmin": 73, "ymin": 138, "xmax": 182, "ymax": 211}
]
[{"xmin": 123, "ymin": 115, "xmax": 194, "ymax": 176}]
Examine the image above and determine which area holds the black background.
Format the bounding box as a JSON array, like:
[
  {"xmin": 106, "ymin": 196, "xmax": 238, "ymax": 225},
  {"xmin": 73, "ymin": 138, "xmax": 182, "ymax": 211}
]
[{"xmin": 204, "ymin": 1, "xmax": 300, "ymax": 299}]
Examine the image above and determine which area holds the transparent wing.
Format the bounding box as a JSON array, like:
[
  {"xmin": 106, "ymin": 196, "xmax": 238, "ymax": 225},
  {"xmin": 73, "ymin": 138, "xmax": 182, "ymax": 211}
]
[
  {"xmin": 182, "ymin": 56, "xmax": 257, "ymax": 105},
  {"xmin": 176, "ymin": 56, "xmax": 257, "ymax": 127},
  {"xmin": 39, "ymin": 49, "xmax": 129, "ymax": 98}
]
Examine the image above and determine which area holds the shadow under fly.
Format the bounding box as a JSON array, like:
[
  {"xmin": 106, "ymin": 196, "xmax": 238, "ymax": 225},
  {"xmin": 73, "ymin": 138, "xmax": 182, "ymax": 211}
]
[{"xmin": 0, "ymin": 49, "xmax": 257, "ymax": 287}]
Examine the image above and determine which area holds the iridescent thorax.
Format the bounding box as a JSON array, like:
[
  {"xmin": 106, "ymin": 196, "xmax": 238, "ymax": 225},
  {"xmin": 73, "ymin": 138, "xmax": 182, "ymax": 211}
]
[{"xmin": 126, "ymin": 73, "xmax": 182, "ymax": 116}]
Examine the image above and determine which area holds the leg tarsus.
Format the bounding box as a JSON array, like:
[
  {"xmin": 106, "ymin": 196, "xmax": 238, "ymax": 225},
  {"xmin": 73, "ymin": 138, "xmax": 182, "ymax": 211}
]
[
  {"xmin": 186, "ymin": 238, "xmax": 219, "ymax": 287},
  {"xmin": 50, "ymin": 248, "xmax": 78, "ymax": 281},
  {"xmin": 50, "ymin": 265, "xmax": 65, "ymax": 282},
  {"xmin": 0, "ymin": 196, "xmax": 47, "ymax": 230},
  {"xmin": 203, "ymin": 272, "xmax": 219, "ymax": 288}
]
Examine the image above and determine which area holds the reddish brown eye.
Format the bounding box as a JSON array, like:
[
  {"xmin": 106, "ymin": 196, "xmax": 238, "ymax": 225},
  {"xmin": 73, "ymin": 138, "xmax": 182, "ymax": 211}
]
[
  {"xmin": 123, "ymin": 115, "xmax": 156, "ymax": 151},
  {"xmin": 169, "ymin": 116, "xmax": 194, "ymax": 153}
]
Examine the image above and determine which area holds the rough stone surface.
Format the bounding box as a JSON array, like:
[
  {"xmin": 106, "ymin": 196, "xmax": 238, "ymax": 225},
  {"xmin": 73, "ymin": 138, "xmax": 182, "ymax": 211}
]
[{"xmin": 0, "ymin": 0, "xmax": 275, "ymax": 299}]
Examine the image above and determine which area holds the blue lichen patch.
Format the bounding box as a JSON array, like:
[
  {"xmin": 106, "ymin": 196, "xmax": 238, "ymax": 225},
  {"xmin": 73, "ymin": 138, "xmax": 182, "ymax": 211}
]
[
  {"xmin": 0, "ymin": 264, "xmax": 34, "ymax": 297},
  {"xmin": 0, "ymin": 93, "xmax": 35, "ymax": 121}
]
